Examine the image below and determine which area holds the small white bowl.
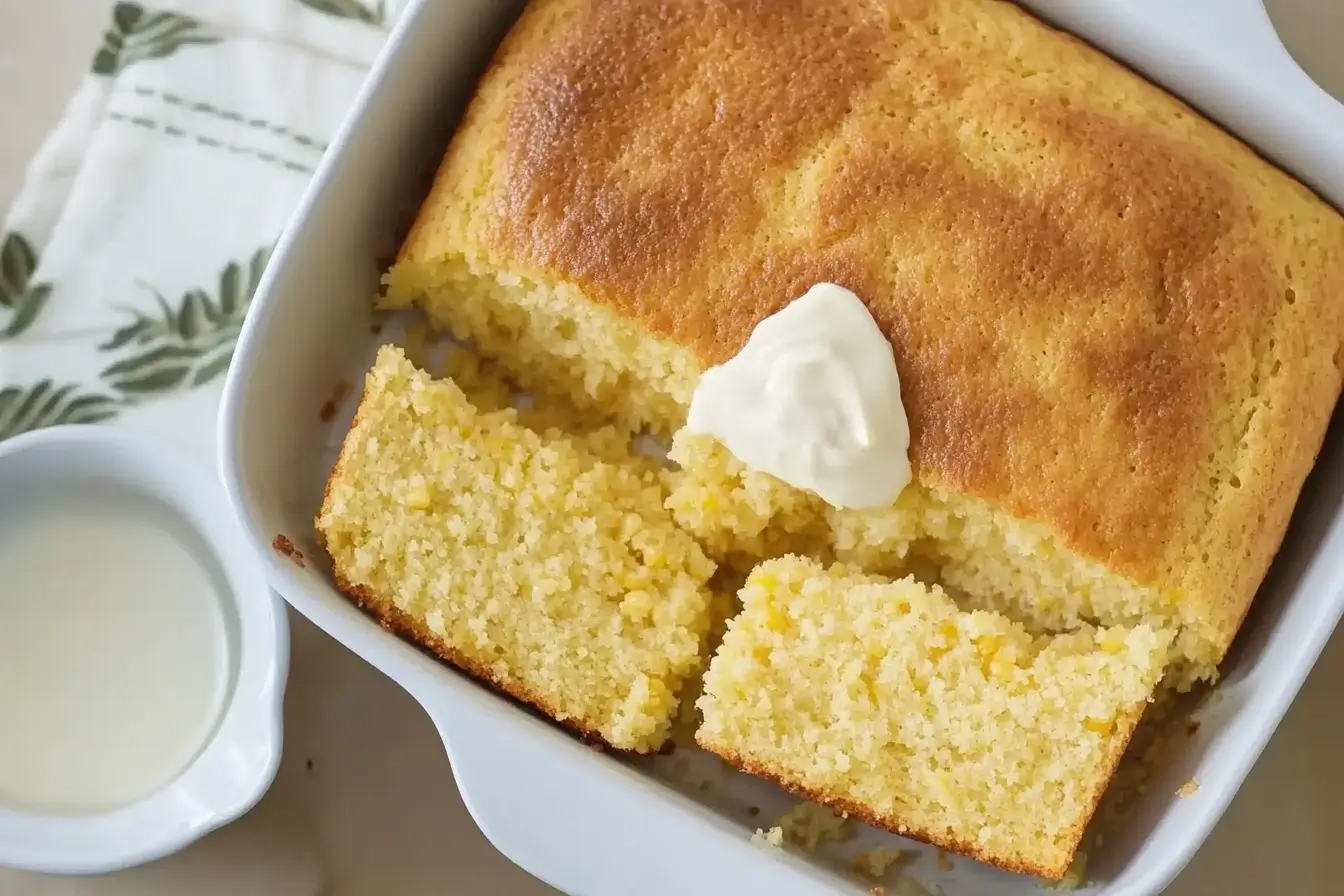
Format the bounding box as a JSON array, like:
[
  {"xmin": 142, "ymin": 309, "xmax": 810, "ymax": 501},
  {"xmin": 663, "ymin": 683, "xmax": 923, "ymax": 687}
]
[{"xmin": 0, "ymin": 425, "xmax": 288, "ymax": 875}]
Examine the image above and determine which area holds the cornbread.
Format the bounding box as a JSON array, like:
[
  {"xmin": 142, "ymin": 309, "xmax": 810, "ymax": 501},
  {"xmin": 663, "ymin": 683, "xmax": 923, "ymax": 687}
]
[
  {"xmin": 384, "ymin": 0, "xmax": 1344, "ymax": 688},
  {"xmin": 752, "ymin": 826, "xmax": 785, "ymax": 850},
  {"xmin": 317, "ymin": 346, "xmax": 715, "ymax": 752},
  {"xmin": 696, "ymin": 556, "xmax": 1172, "ymax": 879}
]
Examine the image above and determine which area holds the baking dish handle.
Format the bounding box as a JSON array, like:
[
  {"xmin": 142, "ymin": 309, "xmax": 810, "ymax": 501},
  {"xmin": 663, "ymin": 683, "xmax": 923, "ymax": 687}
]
[{"xmin": 414, "ymin": 683, "xmax": 841, "ymax": 896}]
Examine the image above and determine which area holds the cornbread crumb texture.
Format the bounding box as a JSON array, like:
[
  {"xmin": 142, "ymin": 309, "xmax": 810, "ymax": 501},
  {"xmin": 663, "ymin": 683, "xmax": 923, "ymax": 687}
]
[
  {"xmin": 1177, "ymin": 780, "xmax": 1200, "ymax": 797},
  {"xmin": 316, "ymin": 346, "xmax": 715, "ymax": 752},
  {"xmin": 752, "ymin": 826, "xmax": 784, "ymax": 849},
  {"xmin": 696, "ymin": 556, "xmax": 1172, "ymax": 879},
  {"xmin": 668, "ymin": 431, "xmax": 1214, "ymax": 689},
  {"xmin": 389, "ymin": 0, "xmax": 1344, "ymax": 681}
]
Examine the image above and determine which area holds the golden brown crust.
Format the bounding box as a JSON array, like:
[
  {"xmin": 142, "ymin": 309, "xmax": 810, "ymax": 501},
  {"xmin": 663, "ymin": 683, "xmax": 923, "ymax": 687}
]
[
  {"xmin": 329, "ymin": 570, "xmax": 619, "ymax": 752},
  {"xmin": 404, "ymin": 0, "xmax": 1344, "ymax": 659},
  {"xmin": 697, "ymin": 712, "xmax": 1141, "ymax": 882},
  {"xmin": 701, "ymin": 740, "xmax": 1056, "ymax": 879}
]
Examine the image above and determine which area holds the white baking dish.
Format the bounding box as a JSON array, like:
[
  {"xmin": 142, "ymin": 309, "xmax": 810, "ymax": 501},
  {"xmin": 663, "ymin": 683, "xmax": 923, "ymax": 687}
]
[{"xmin": 217, "ymin": 1, "xmax": 1344, "ymax": 893}]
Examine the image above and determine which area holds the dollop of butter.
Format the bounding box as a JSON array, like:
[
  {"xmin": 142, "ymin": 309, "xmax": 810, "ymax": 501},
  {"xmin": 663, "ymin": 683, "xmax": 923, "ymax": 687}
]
[{"xmin": 686, "ymin": 282, "xmax": 911, "ymax": 510}]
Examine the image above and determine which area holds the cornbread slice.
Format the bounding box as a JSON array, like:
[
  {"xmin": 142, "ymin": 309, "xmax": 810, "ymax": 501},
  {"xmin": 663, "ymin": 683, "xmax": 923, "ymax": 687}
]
[
  {"xmin": 696, "ymin": 556, "xmax": 1172, "ymax": 880},
  {"xmin": 384, "ymin": 0, "xmax": 1344, "ymax": 688},
  {"xmin": 317, "ymin": 346, "xmax": 715, "ymax": 752}
]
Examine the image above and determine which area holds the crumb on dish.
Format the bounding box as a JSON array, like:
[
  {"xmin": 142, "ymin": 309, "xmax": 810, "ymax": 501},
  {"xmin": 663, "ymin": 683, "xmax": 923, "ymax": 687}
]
[
  {"xmin": 752, "ymin": 826, "xmax": 784, "ymax": 849},
  {"xmin": 319, "ymin": 378, "xmax": 353, "ymax": 423},
  {"xmin": 271, "ymin": 534, "xmax": 305, "ymax": 568}
]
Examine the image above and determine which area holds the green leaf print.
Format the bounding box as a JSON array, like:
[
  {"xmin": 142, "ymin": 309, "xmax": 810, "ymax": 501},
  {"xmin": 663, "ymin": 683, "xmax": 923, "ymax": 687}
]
[
  {"xmin": 0, "ymin": 232, "xmax": 54, "ymax": 340},
  {"xmin": 98, "ymin": 247, "xmax": 271, "ymax": 400},
  {"xmin": 0, "ymin": 381, "xmax": 121, "ymax": 442},
  {"xmin": 2, "ymin": 284, "xmax": 51, "ymax": 339},
  {"xmin": 0, "ymin": 232, "xmax": 37, "ymax": 307},
  {"xmin": 92, "ymin": 2, "xmax": 220, "ymax": 77},
  {"xmin": 295, "ymin": 0, "xmax": 386, "ymax": 26}
]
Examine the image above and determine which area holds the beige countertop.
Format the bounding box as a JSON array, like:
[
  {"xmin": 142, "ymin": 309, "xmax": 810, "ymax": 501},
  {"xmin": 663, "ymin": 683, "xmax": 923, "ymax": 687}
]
[{"xmin": 1, "ymin": 1, "xmax": 1342, "ymax": 893}]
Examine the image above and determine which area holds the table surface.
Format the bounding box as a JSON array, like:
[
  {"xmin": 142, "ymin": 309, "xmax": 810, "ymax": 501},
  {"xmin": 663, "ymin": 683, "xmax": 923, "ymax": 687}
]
[{"xmin": 2, "ymin": 1, "xmax": 1342, "ymax": 894}]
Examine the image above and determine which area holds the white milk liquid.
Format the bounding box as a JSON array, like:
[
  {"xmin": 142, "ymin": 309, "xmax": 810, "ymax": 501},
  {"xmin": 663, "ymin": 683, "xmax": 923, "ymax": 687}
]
[{"xmin": 0, "ymin": 487, "xmax": 228, "ymax": 815}]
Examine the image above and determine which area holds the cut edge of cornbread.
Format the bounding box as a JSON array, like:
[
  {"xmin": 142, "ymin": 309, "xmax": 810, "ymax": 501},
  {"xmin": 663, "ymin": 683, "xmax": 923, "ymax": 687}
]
[
  {"xmin": 383, "ymin": 256, "xmax": 699, "ymax": 439},
  {"xmin": 695, "ymin": 556, "xmax": 1173, "ymax": 880},
  {"xmin": 667, "ymin": 431, "xmax": 1214, "ymax": 690},
  {"xmin": 317, "ymin": 345, "xmax": 716, "ymax": 753}
]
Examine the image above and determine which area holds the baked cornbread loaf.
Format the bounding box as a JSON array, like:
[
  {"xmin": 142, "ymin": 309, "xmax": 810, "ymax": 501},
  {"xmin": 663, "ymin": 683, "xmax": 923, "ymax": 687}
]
[
  {"xmin": 696, "ymin": 556, "xmax": 1172, "ymax": 880},
  {"xmin": 317, "ymin": 346, "xmax": 716, "ymax": 752},
  {"xmin": 384, "ymin": 0, "xmax": 1344, "ymax": 688}
]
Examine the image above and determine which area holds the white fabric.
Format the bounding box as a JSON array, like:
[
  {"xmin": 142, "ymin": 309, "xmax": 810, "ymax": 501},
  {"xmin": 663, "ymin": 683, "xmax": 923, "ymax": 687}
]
[{"xmin": 0, "ymin": 0, "xmax": 404, "ymax": 465}]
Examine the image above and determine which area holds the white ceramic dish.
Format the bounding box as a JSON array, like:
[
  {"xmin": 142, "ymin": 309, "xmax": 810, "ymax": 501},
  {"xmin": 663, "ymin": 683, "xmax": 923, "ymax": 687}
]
[
  {"xmin": 0, "ymin": 426, "xmax": 288, "ymax": 876},
  {"xmin": 217, "ymin": 1, "xmax": 1344, "ymax": 894}
]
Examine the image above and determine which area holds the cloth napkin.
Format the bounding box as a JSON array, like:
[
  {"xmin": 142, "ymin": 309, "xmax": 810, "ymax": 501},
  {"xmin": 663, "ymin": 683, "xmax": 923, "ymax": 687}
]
[
  {"xmin": 0, "ymin": 0, "xmax": 407, "ymax": 467},
  {"xmin": 0, "ymin": 5, "xmax": 419, "ymax": 894}
]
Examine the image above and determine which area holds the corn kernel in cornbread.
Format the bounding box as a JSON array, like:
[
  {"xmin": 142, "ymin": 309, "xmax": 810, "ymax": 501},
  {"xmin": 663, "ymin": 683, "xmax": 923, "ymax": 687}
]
[
  {"xmin": 317, "ymin": 346, "xmax": 715, "ymax": 752},
  {"xmin": 387, "ymin": 0, "xmax": 1344, "ymax": 691},
  {"xmin": 696, "ymin": 556, "xmax": 1172, "ymax": 879}
]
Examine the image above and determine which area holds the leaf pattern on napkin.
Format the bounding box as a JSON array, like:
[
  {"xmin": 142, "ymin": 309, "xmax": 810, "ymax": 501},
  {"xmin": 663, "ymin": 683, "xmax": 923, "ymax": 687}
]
[
  {"xmin": 92, "ymin": 2, "xmax": 220, "ymax": 77},
  {"xmin": 0, "ymin": 232, "xmax": 53, "ymax": 340},
  {"xmin": 296, "ymin": 0, "xmax": 387, "ymax": 26},
  {"xmin": 98, "ymin": 246, "xmax": 272, "ymax": 398},
  {"xmin": 0, "ymin": 381, "xmax": 121, "ymax": 442}
]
